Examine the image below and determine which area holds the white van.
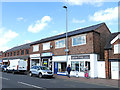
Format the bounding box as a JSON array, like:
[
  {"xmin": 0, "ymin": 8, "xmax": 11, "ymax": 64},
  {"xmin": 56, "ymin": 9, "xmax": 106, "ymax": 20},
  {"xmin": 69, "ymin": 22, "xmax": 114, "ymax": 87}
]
[{"xmin": 6, "ymin": 59, "xmax": 28, "ymax": 74}]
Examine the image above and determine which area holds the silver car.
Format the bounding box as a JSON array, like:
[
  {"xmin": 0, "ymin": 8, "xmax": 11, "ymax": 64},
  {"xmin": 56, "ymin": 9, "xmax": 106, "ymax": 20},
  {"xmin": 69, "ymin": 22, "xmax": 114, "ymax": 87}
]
[{"xmin": 29, "ymin": 66, "xmax": 53, "ymax": 78}]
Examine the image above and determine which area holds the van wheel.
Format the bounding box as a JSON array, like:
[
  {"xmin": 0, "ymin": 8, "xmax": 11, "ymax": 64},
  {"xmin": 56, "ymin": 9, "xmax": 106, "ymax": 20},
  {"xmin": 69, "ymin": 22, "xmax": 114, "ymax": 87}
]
[
  {"xmin": 29, "ymin": 72, "xmax": 32, "ymax": 77},
  {"xmin": 12, "ymin": 71, "xmax": 15, "ymax": 74},
  {"xmin": 38, "ymin": 73, "xmax": 42, "ymax": 78}
]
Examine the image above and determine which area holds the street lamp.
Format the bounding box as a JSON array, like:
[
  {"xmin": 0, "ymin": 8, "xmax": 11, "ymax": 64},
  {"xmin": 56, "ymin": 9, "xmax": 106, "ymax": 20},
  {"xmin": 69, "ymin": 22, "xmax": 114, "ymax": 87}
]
[{"xmin": 63, "ymin": 6, "xmax": 69, "ymax": 67}]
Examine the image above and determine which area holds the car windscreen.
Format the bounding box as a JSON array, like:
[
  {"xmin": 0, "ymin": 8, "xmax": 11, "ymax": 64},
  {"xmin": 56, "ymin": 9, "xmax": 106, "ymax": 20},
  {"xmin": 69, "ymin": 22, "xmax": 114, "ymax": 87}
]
[{"xmin": 40, "ymin": 67, "xmax": 49, "ymax": 70}]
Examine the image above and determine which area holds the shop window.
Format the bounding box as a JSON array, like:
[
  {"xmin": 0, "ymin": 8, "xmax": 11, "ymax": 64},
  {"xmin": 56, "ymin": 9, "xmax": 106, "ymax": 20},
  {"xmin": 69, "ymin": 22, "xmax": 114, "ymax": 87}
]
[
  {"xmin": 114, "ymin": 44, "xmax": 120, "ymax": 54},
  {"xmin": 17, "ymin": 51, "xmax": 19, "ymax": 56},
  {"xmin": 80, "ymin": 61, "xmax": 84, "ymax": 72},
  {"xmin": 43, "ymin": 42, "xmax": 50, "ymax": 50},
  {"xmin": 21, "ymin": 50, "xmax": 24, "ymax": 55},
  {"xmin": 72, "ymin": 34, "xmax": 86, "ymax": 46},
  {"xmin": 55, "ymin": 39, "xmax": 65, "ymax": 49},
  {"xmin": 58, "ymin": 62, "xmax": 66, "ymax": 72},
  {"xmin": 85, "ymin": 61, "xmax": 90, "ymax": 70},
  {"xmin": 33, "ymin": 45, "xmax": 39, "ymax": 52},
  {"xmin": 71, "ymin": 61, "xmax": 79, "ymax": 71}
]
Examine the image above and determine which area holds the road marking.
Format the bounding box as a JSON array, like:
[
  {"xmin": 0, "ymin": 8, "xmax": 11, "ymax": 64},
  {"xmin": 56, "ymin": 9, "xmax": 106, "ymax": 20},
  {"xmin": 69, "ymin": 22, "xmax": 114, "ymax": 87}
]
[
  {"xmin": 0, "ymin": 77, "xmax": 10, "ymax": 80},
  {"xmin": 18, "ymin": 81, "xmax": 44, "ymax": 89}
]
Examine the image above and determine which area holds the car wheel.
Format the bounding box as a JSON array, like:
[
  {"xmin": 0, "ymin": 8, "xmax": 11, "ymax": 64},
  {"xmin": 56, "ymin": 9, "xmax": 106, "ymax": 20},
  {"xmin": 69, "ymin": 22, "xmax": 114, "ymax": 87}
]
[
  {"xmin": 38, "ymin": 73, "xmax": 42, "ymax": 78},
  {"xmin": 29, "ymin": 72, "xmax": 33, "ymax": 77},
  {"xmin": 6, "ymin": 69, "xmax": 9, "ymax": 73}
]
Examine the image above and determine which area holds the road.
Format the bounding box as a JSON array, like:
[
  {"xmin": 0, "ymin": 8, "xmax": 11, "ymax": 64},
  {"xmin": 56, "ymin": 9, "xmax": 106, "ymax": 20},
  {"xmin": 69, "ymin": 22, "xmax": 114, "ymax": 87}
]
[{"xmin": 0, "ymin": 71, "xmax": 116, "ymax": 89}]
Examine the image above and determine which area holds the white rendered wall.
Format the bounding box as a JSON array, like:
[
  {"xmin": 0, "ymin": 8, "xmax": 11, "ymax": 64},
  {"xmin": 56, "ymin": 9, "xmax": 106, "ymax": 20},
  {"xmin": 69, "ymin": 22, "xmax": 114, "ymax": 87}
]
[
  {"xmin": 90, "ymin": 54, "xmax": 98, "ymax": 78},
  {"xmin": 97, "ymin": 61, "xmax": 105, "ymax": 78}
]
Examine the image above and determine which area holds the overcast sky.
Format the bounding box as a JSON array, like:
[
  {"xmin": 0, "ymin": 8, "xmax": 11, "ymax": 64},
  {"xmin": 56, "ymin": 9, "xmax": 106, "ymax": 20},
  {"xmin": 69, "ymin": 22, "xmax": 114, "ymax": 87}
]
[{"xmin": 0, "ymin": 0, "xmax": 119, "ymax": 51}]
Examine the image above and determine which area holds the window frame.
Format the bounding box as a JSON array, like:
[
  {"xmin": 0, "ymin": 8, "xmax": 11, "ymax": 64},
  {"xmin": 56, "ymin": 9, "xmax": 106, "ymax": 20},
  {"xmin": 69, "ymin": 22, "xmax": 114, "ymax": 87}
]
[
  {"xmin": 72, "ymin": 34, "xmax": 86, "ymax": 46},
  {"xmin": 55, "ymin": 39, "xmax": 65, "ymax": 49},
  {"xmin": 114, "ymin": 44, "xmax": 120, "ymax": 54},
  {"xmin": 43, "ymin": 42, "xmax": 50, "ymax": 50},
  {"xmin": 33, "ymin": 44, "xmax": 39, "ymax": 52}
]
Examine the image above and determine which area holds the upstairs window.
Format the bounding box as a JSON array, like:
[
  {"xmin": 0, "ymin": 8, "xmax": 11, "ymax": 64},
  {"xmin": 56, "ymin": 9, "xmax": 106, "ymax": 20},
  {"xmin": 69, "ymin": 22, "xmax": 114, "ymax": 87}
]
[
  {"xmin": 43, "ymin": 42, "xmax": 50, "ymax": 50},
  {"xmin": 33, "ymin": 45, "xmax": 39, "ymax": 52},
  {"xmin": 5, "ymin": 53, "xmax": 6, "ymax": 57},
  {"xmin": 14, "ymin": 52, "xmax": 16, "ymax": 56},
  {"xmin": 7, "ymin": 53, "xmax": 9, "ymax": 57},
  {"xmin": 17, "ymin": 51, "xmax": 19, "ymax": 56},
  {"xmin": 55, "ymin": 39, "xmax": 65, "ymax": 48},
  {"xmin": 10, "ymin": 52, "xmax": 12, "ymax": 56},
  {"xmin": 21, "ymin": 50, "xmax": 24, "ymax": 55},
  {"xmin": 72, "ymin": 35, "xmax": 86, "ymax": 46},
  {"xmin": 26, "ymin": 49, "xmax": 29, "ymax": 54},
  {"xmin": 114, "ymin": 44, "xmax": 120, "ymax": 54}
]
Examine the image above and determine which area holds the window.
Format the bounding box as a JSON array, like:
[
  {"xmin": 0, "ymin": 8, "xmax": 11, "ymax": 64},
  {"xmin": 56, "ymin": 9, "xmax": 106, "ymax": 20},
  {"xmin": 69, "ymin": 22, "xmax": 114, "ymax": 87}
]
[
  {"xmin": 7, "ymin": 53, "xmax": 9, "ymax": 57},
  {"xmin": 71, "ymin": 61, "xmax": 85, "ymax": 72},
  {"xmin": 5, "ymin": 53, "xmax": 6, "ymax": 57},
  {"xmin": 71, "ymin": 61, "xmax": 79, "ymax": 71},
  {"xmin": 43, "ymin": 42, "xmax": 50, "ymax": 50},
  {"xmin": 33, "ymin": 45, "xmax": 39, "ymax": 52},
  {"xmin": 114, "ymin": 44, "xmax": 120, "ymax": 54},
  {"xmin": 21, "ymin": 50, "xmax": 24, "ymax": 55},
  {"xmin": 72, "ymin": 35, "xmax": 86, "ymax": 46},
  {"xmin": 55, "ymin": 39, "xmax": 65, "ymax": 48},
  {"xmin": 10, "ymin": 52, "xmax": 12, "ymax": 56},
  {"xmin": 26, "ymin": 49, "xmax": 29, "ymax": 54},
  {"xmin": 17, "ymin": 51, "xmax": 19, "ymax": 56},
  {"xmin": 14, "ymin": 52, "xmax": 16, "ymax": 56}
]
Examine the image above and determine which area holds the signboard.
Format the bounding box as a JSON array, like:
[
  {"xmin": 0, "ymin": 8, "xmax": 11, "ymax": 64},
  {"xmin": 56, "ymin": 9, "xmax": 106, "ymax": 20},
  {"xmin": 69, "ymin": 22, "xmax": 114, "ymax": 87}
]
[
  {"xmin": 71, "ymin": 55, "xmax": 90, "ymax": 59},
  {"xmin": 41, "ymin": 52, "xmax": 52, "ymax": 57},
  {"xmin": 30, "ymin": 54, "xmax": 40, "ymax": 58}
]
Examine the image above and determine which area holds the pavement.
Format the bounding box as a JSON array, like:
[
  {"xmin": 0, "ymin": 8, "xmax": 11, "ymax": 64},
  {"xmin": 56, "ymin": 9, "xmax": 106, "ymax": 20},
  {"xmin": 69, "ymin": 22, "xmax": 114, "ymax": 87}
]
[{"xmin": 54, "ymin": 74, "xmax": 120, "ymax": 88}]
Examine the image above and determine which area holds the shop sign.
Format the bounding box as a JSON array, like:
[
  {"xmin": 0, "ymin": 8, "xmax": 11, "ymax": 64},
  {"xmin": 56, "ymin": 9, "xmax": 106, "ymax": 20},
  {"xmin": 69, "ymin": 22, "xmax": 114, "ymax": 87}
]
[
  {"xmin": 41, "ymin": 52, "xmax": 52, "ymax": 57},
  {"xmin": 30, "ymin": 54, "xmax": 40, "ymax": 58},
  {"xmin": 71, "ymin": 55, "xmax": 90, "ymax": 59}
]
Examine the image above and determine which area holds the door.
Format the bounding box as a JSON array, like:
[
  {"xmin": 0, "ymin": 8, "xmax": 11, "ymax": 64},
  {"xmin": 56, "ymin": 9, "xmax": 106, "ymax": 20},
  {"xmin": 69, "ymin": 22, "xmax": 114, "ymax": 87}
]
[
  {"xmin": 54, "ymin": 62, "xmax": 58, "ymax": 74},
  {"xmin": 111, "ymin": 62, "xmax": 119, "ymax": 79},
  {"xmin": 43, "ymin": 59, "xmax": 48, "ymax": 67}
]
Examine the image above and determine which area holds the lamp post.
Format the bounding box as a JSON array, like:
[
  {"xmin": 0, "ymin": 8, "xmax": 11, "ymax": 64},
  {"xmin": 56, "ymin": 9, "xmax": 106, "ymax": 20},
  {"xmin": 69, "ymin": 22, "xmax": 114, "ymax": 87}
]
[{"xmin": 63, "ymin": 6, "xmax": 69, "ymax": 67}]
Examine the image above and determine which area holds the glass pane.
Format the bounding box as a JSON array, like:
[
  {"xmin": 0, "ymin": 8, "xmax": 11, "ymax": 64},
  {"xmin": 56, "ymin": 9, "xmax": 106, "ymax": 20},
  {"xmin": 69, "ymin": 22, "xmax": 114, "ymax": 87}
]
[{"xmin": 80, "ymin": 61, "xmax": 84, "ymax": 72}]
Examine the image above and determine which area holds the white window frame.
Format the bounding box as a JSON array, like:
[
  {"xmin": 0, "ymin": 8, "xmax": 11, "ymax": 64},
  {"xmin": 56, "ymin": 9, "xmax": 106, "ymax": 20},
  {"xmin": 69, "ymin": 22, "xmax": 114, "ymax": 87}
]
[
  {"xmin": 43, "ymin": 42, "xmax": 50, "ymax": 50},
  {"xmin": 55, "ymin": 39, "xmax": 65, "ymax": 49},
  {"xmin": 114, "ymin": 44, "xmax": 120, "ymax": 54},
  {"xmin": 33, "ymin": 44, "xmax": 39, "ymax": 52},
  {"xmin": 72, "ymin": 34, "xmax": 86, "ymax": 46}
]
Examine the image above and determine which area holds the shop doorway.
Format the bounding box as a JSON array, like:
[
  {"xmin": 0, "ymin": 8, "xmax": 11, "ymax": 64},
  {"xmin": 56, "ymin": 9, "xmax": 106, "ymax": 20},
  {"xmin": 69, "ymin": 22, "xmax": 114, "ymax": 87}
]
[
  {"xmin": 31, "ymin": 59, "xmax": 39, "ymax": 66},
  {"xmin": 42, "ymin": 58, "xmax": 48, "ymax": 67},
  {"xmin": 54, "ymin": 62, "xmax": 67, "ymax": 74}
]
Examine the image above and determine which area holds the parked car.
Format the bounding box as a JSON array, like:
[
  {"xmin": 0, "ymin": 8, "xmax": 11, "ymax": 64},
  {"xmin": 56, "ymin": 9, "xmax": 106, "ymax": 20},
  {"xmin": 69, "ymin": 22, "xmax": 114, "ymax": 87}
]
[
  {"xmin": 29, "ymin": 66, "xmax": 53, "ymax": 78},
  {"xmin": 6, "ymin": 59, "xmax": 28, "ymax": 74},
  {"xmin": 2, "ymin": 65, "xmax": 8, "ymax": 72}
]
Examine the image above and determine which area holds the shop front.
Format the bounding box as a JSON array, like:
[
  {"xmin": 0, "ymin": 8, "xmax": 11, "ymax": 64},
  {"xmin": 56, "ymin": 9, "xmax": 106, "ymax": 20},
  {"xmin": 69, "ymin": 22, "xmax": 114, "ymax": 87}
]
[
  {"xmin": 52, "ymin": 56, "xmax": 69, "ymax": 75},
  {"xmin": 41, "ymin": 52, "xmax": 52, "ymax": 70},
  {"xmin": 69, "ymin": 54, "xmax": 99, "ymax": 78},
  {"xmin": 30, "ymin": 54, "xmax": 41, "ymax": 68}
]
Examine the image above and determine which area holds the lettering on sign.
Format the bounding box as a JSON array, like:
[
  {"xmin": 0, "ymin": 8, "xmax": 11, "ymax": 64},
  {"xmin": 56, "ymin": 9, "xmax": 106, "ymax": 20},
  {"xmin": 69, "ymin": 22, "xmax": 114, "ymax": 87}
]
[{"xmin": 71, "ymin": 55, "xmax": 90, "ymax": 59}]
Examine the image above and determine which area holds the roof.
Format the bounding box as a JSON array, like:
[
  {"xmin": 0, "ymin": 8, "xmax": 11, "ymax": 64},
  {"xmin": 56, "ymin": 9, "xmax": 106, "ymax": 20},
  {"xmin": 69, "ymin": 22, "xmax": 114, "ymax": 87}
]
[
  {"xmin": 2, "ymin": 55, "xmax": 29, "ymax": 60},
  {"xmin": 4, "ymin": 43, "xmax": 33, "ymax": 53},
  {"xmin": 31, "ymin": 23, "xmax": 105, "ymax": 45},
  {"xmin": 104, "ymin": 32, "xmax": 120, "ymax": 50}
]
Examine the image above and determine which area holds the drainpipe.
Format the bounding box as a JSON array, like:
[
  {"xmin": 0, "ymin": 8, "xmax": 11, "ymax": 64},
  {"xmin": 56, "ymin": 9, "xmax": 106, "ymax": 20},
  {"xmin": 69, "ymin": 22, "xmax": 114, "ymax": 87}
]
[{"xmin": 107, "ymin": 49, "xmax": 110, "ymax": 79}]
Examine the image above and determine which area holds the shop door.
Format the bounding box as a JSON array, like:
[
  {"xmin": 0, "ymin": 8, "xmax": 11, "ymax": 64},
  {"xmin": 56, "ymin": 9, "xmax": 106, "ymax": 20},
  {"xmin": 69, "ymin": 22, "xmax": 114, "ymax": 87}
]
[
  {"xmin": 43, "ymin": 59, "xmax": 48, "ymax": 67},
  {"xmin": 54, "ymin": 62, "xmax": 58, "ymax": 74}
]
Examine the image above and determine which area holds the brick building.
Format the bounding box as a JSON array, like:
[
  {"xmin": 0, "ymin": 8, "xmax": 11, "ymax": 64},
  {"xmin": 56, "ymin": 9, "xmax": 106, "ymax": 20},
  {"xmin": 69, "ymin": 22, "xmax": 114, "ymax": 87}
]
[
  {"xmin": 29, "ymin": 22, "xmax": 111, "ymax": 78},
  {"xmin": 104, "ymin": 32, "xmax": 120, "ymax": 79},
  {"xmin": 0, "ymin": 51, "xmax": 3, "ymax": 65},
  {"xmin": 2, "ymin": 43, "xmax": 31, "ymax": 70}
]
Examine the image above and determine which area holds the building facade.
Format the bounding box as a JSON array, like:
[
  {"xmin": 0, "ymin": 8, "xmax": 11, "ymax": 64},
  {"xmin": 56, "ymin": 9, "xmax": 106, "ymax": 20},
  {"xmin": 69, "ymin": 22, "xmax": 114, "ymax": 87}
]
[
  {"xmin": 29, "ymin": 23, "xmax": 111, "ymax": 78},
  {"xmin": 2, "ymin": 43, "xmax": 31, "ymax": 70},
  {"xmin": 104, "ymin": 32, "xmax": 120, "ymax": 79}
]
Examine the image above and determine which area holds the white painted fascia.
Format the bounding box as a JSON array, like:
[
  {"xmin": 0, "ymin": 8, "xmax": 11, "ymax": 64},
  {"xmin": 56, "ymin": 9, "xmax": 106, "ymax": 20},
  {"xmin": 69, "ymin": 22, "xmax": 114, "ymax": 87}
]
[{"xmin": 111, "ymin": 34, "xmax": 120, "ymax": 44}]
